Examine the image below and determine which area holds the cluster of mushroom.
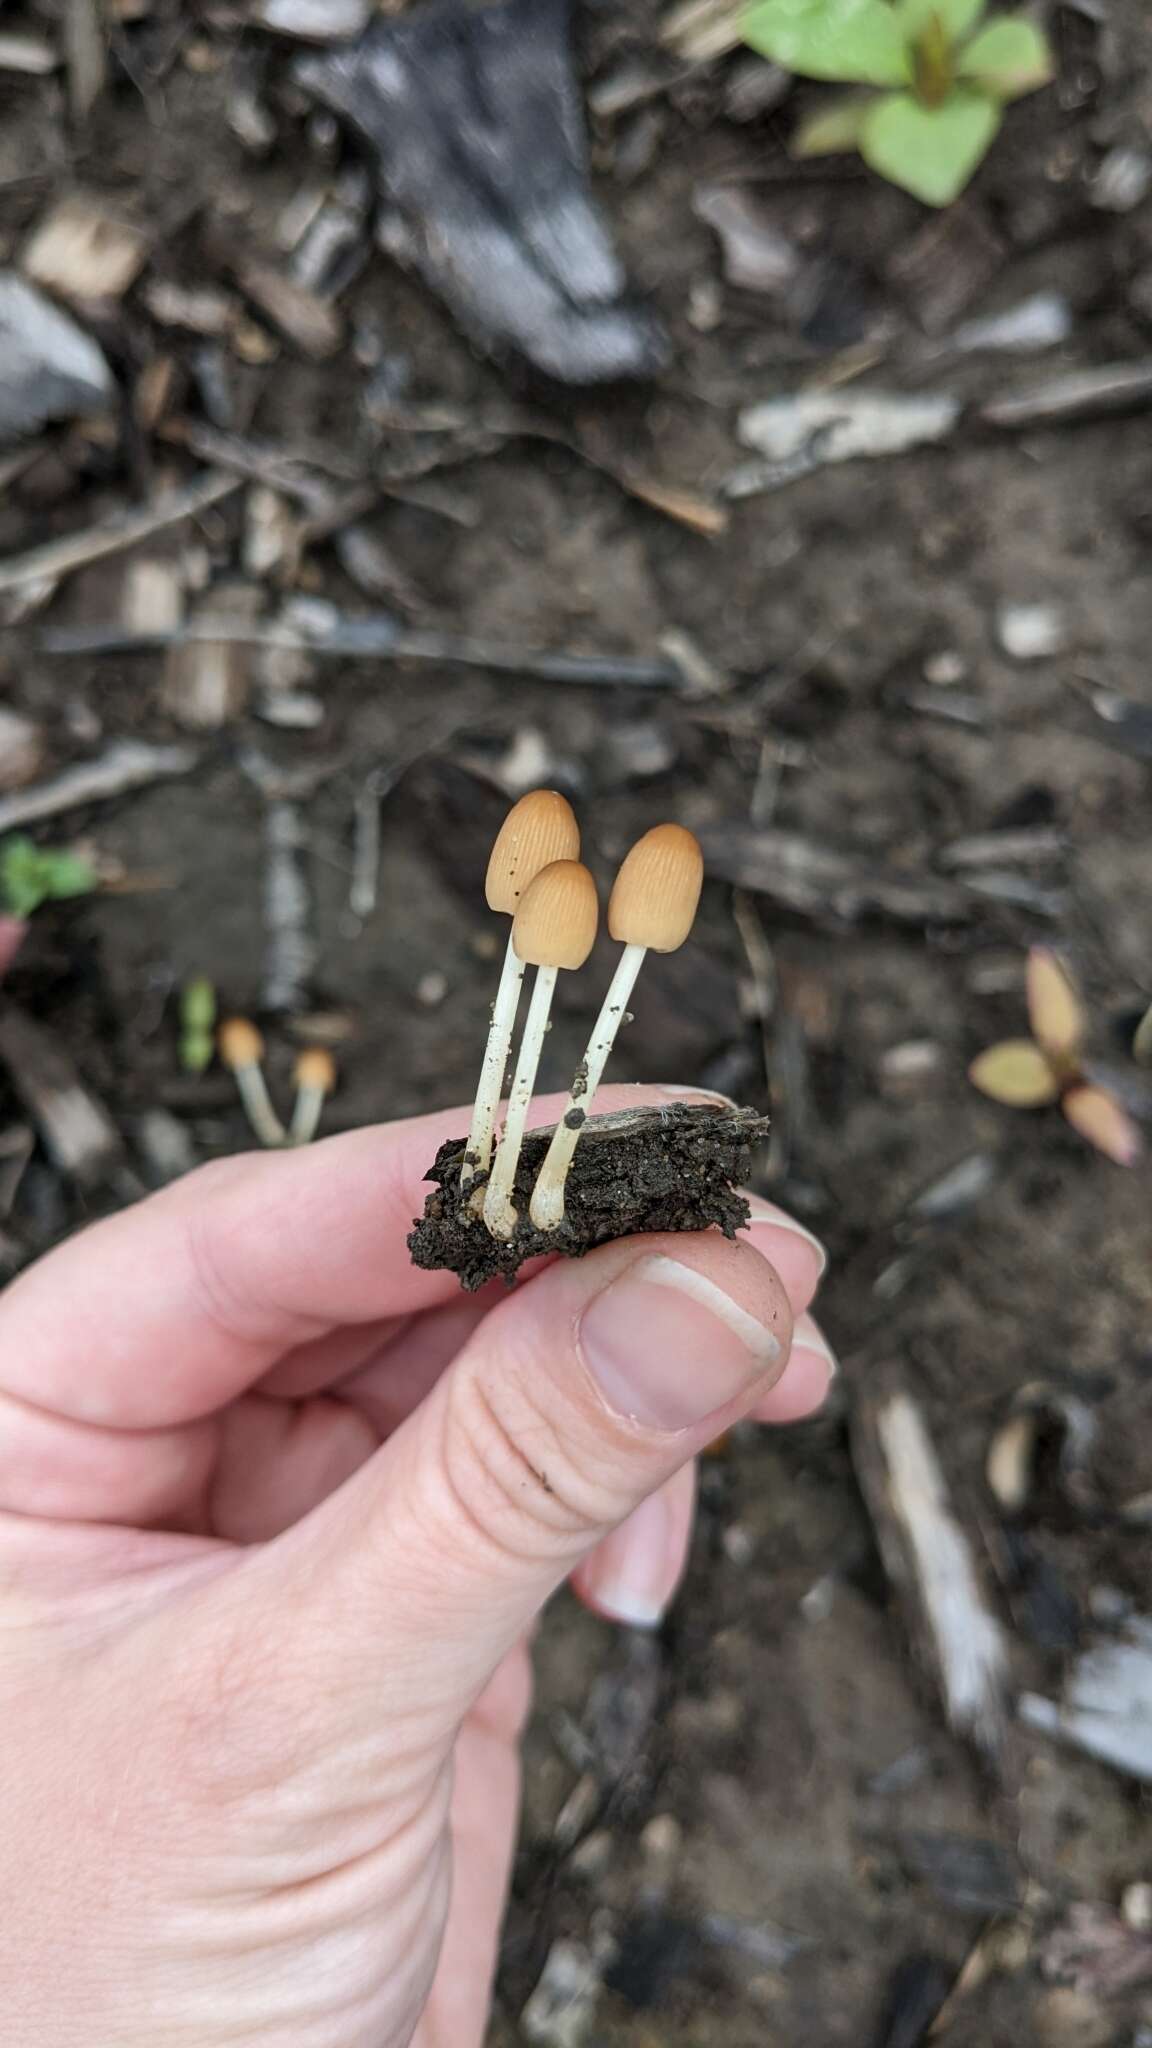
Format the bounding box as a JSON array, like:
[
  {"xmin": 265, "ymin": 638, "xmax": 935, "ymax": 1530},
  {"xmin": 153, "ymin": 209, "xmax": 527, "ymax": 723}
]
[
  {"xmin": 218, "ymin": 1019, "xmax": 336, "ymax": 1148},
  {"xmin": 463, "ymin": 789, "xmax": 704, "ymax": 1241}
]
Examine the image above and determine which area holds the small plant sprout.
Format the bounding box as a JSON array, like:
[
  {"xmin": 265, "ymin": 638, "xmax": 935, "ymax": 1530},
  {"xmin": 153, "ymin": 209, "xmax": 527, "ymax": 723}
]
[
  {"xmin": 218, "ymin": 1017, "xmax": 288, "ymax": 1149},
  {"xmin": 0, "ymin": 834, "xmax": 97, "ymax": 918},
  {"xmin": 743, "ymin": 0, "xmax": 1054, "ymax": 207},
  {"xmin": 482, "ymin": 859, "xmax": 599, "ymax": 1240},
  {"xmin": 290, "ymin": 1047, "xmax": 336, "ymax": 1145},
  {"xmin": 969, "ymin": 945, "xmax": 1141, "ymax": 1167},
  {"xmin": 529, "ymin": 824, "xmax": 704, "ymax": 1233},
  {"xmin": 179, "ymin": 976, "xmax": 217, "ymax": 1076},
  {"xmin": 461, "ymin": 788, "xmax": 580, "ymax": 1200}
]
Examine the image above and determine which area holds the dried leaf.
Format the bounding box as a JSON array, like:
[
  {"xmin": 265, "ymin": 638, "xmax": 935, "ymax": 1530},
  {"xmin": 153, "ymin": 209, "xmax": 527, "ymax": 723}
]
[
  {"xmin": 969, "ymin": 1039, "xmax": 1059, "ymax": 1107},
  {"xmin": 1062, "ymin": 1085, "xmax": 1142, "ymax": 1167},
  {"xmin": 1026, "ymin": 946, "xmax": 1085, "ymax": 1063}
]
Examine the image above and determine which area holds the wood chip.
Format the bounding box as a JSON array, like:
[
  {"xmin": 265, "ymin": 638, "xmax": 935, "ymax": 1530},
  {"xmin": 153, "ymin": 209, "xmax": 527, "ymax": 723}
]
[
  {"xmin": 160, "ymin": 582, "xmax": 262, "ymax": 728},
  {"xmin": 852, "ymin": 1376, "xmax": 1011, "ymax": 1761},
  {"xmin": 0, "ymin": 31, "xmax": 58, "ymax": 73},
  {"xmin": 234, "ymin": 258, "xmax": 343, "ymax": 359},
  {"xmin": 0, "ymin": 708, "xmax": 46, "ymax": 794},
  {"xmin": 143, "ymin": 279, "xmax": 236, "ymax": 336},
  {"xmin": 23, "ymin": 191, "xmax": 149, "ymax": 304},
  {"xmin": 0, "ymin": 1003, "xmax": 124, "ymax": 1186},
  {"xmin": 122, "ymin": 555, "xmax": 184, "ymax": 636}
]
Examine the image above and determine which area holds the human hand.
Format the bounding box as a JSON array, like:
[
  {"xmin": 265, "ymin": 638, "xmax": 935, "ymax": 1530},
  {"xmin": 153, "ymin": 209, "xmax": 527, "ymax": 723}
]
[{"xmin": 0, "ymin": 1086, "xmax": 832, "ymax": 2048}]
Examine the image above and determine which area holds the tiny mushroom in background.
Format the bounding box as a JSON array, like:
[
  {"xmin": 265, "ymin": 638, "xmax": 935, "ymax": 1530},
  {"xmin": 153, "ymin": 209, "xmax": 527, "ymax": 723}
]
[
  {"xmin": 290, "ymin": 1046, "xmax": 336, "ymax": 1145},
  {"xmin": 461, "ymin": 788, "xmax": 580, "ymax": 1203},
  {"xmin": 218, "ymin": 1016, "xmax": 287, "ymax": 1149},
  {"xmin": 529, "ymin": 823, "xmax": 704, "ymax": 1233},
  {"xmin": 482, "ymin": 858, "xmax": 599, "ymax": 1241}
]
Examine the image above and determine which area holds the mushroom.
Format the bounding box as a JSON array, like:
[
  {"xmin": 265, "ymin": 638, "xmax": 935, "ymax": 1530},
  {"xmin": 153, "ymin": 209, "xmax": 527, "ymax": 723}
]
[
  {"xmin": 218, "ymin": 1017, "xmax": 287, "ymax": 1148},
  {"xmin": 528, "ymin": 824, "xmax": 703, "ymax": 1233},
  {"xmin": 290, "ymin": 1046, "xmax": 336, "ymax": 1145},
  {"xmin": 461, "ymin": 788, "xmax": 579, "ymax": 1201},
  {"xmin": 482, "ymin": 858, "xmax": 599, "ymax": 1241}
]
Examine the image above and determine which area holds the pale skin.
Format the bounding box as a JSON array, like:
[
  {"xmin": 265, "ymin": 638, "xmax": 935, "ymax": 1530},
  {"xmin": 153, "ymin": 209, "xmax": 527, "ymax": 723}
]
[{"xmin": 0, "ymin": 1081, "xmax": 834, "ymax": 2048}]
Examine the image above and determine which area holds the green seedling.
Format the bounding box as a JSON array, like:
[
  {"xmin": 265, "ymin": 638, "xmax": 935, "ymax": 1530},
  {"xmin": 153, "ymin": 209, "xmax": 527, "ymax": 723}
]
[
  {"xmin": 0, "ymin": 835, "xmax": 97, "ymax": 919},
  {"xmin": 970, "ymin": 946, "xmax": 1141, "ymax": 1167},
  {"xmin": 179, "ymin": 976, "xmax": 218, "ymax": 1076},
  {"xmin": 742, "ymin": 0, "xmax": 1053, "ymax": 206}
]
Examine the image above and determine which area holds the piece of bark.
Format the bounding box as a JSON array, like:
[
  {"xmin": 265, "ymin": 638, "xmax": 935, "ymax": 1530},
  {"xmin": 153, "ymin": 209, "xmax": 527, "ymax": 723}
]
[
  {"xmin": 296, "ymin": 0, "xmax": 667, "ymax": 384},
  {"xmin": 0, "ymin": 1002, "xmax": 124, "ymax": 1186},
  {"xmin": 851, "ymin": 1376, "xmax": 1011, "ymax": 1761},
  {"xmin": 22, "ymin": 191, "xmax": 148, "ymax": 303},
  {"xmin": 233, "ymin": 258, "xmax": 343, "ymax": 359},
  {"xmin": 0, "ymin": 709, "xmax": 45, "ymax": 793},
  {"xmin": 160, "ymin": 582, "xmax": 261, "ymax": 728},
  {"xmin": 0, "ymin": 272, "xmax": 114, "ymax": 444}
]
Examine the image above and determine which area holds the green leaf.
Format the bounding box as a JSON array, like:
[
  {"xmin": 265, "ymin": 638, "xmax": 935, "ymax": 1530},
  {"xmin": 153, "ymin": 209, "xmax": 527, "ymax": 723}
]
[
  {"xmin": 957, "ymin": 16, "xmax": 1052, "ymax": 98},
  {"xmin": 0, "ymin": 836, "xmax": 97, "ymax": 919},
  {"xmin": 861, "ymin": 86, "xmax": 1000, "ymax": 203},
  {"xmin": 969, "ymin": 1039, "xmax": 1060, "ymax": 1108},
  {"xmin": 792, "ymin": 90, "xmax": 875, "ymax": 153},
  {"xmin": 897, "ymin": 0, "xmax": 985, "ymax": 41},
  {"xmin": 743, "ymin": 0, "xmax": 911, "ymax": 86}
]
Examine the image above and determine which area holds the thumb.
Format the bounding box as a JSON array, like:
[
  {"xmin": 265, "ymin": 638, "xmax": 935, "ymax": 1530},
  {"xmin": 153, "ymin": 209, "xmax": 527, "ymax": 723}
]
[{"xmin": 269, "ymin": 1232, "xmax": 792, "ymax": 1747}]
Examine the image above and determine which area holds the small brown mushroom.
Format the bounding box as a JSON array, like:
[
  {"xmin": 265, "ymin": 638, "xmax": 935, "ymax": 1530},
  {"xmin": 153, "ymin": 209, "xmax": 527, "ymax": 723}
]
[
  {"xmin": 218, "ymin": 1016, "xmax": 287, "ymax": 1148},
  {"xmin": 482, "ymin": 858, "xmax": 599, "ymax": 1241},
  {"xmin": 529, "ymin": 824, "xmax": 703, "ymax": 1233},
  {"xmin": 290, "ymin": 1046, "xmax": 336, "ymax": 1145}
]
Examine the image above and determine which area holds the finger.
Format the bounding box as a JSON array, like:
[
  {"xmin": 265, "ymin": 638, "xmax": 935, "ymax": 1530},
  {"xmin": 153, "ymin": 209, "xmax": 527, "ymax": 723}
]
[
  {"xmin": 414, "ymin": 1644, "xmax": 532, "ymax": 2048},
  {"xmin": 0, "ymin": 918, "xmax": 23, "ymax": 978},
  {"xmin": 572, "ymin": 1462, "xmax": 696, "ymax": 1629},
  {"xmin": 740, "ymin": 1197, "xmax": 826, "ymax": 1315},
  {"xmin": 751, "ymin": 1310, "xmax": 838, "ymax": 1422},
  {"xmin": 239, "ymin": 1230, "xmax": 793, "ymax": 1763},
  {"xmin": 0, "ymin": 1085, "xmax": 691, "ymax": 1430}
]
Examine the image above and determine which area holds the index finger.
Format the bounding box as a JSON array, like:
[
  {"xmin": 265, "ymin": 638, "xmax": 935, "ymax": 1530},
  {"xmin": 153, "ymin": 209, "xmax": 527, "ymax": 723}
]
[{"xmin": 0, "ymin": 1087, "xmax": 704, "ymax": 1430}]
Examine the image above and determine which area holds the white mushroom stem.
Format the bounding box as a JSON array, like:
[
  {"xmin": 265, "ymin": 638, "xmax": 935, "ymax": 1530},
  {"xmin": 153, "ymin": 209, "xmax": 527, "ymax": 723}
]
[
  {"xmin": 483, "ymin": 965, "xmax": 558, "ymax": 1240},
  {"xmin": 290, "ymin": 1085, "xmax": 326, "ymax": 1147},
  {"xmin": 461, "ymin": 931, "xmax": 526, "ymax": 1196},
  {"xmin": 234, "ymin": 1063, "xmax": 288, "ymax": 1149},
  {"xmin": 529, "ymin": 943, "xmax": 646, "ymax": 1232}
]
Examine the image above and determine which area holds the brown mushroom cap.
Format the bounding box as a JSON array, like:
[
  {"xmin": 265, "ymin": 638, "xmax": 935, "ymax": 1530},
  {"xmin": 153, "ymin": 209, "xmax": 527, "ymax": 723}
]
[
  {"xmin": 608, "ymin": 824, "xmax": 703, "ymax": 952},
  {"xmin": 485, "ymin": 789, "xmax": 580, "ymax": 915},
  {"xmin": 293, "ymin": 1047, "xmax": 336, "ymax": 1095},
  {"xmin": 512, "ymin": 860, "xmax": 599, "ymax": 971},
  {"xmin": 219, "ymin": 1017, "xmax": 265, "ymax": 1069}
]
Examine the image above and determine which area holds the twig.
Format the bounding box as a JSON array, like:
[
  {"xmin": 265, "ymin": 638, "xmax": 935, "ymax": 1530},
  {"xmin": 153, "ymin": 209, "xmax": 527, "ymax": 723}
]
[
  {"xmin": 0, "ymin": 740, "xmax": 197, "ymax": 834},
  {"xmin": 32, "ymin": 615, "xmax": 686, "ymax": 688},
  {"xmin": 0, "ymin": 1002, "xmax": 124, "ymax": 1187},
  {"xmin": 64, "ymin": 0, "xmax": 106, "ymax": 121},
  {"xmin": 0, "ymin": 472, "xmax": 241, "ymax": 594}
]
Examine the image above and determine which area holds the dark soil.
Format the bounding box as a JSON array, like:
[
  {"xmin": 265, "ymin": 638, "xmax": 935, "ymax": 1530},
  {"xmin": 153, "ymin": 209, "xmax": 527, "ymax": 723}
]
[
  {"xmin": 3, "ymin": 1, "xmax": 1152, "ymax": 2042},
  {"xmin": 409, "ymin": 1102, "xmax": 766, "ymax": 1287}
]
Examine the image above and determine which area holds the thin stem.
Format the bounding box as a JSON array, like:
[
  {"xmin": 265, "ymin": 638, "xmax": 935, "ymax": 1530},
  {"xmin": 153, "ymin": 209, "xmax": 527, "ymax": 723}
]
[
  {"xmin": 483, "ymin": 965, "xmax": 558, "ymax": 1240},
  {"xmin": 461, "ymin": 931, "xmax": 526, "ymax": 1194},
  {"xmin": 290, "ymin": 1085, "xmax": 325, "ymax": 1146},
  {"xmin": 234, "ymin": 1064, "xmax": 288, "ymax": 1148},
  {"xmin": 529, "ymin": 943, "xmax": 647, "ymax": 1232}
]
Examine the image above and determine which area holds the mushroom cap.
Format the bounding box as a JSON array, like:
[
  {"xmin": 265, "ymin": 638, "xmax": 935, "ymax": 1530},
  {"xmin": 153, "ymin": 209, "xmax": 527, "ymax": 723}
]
[
  {"xmin": 512, "ymin": 860, "xmax": 599, "ymax": 971},
  {"xmin": 294, "ymin": 1047, "xmax": 336, "ymax": 1094},
  {"xmin": 218, "ymin": 1016, "xmax": 265, "ymax": 1069},
  {"xmin": 608, "ymin": 824, "xmax": 703, "ymax": 952},
  {"xmin": 485, "ymin": 788, "xmax": 580, "ymax": 915}
]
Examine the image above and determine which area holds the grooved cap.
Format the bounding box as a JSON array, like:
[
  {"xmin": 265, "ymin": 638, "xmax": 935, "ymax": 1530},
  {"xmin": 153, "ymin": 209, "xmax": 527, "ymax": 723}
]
[
  {"xmin": 486, "ymin": 789, "xmax": 580, "ymax": 915},
  {"xmin": 608, "ymin": 824, "xmax": 703, "ymax": 952},
  {"xmin": 512, "ymin": 860, "xmax": 599, "ymax": 970}
]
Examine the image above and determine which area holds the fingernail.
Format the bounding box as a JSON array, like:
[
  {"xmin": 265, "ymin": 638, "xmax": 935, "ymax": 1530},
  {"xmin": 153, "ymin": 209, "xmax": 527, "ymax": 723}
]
[
  {"xmin": 657, "ymin": 1084, "xmax": 739, "ymax": 1111},
  {"xmin": 582, "ymin": 1489, "xmax": 674, "ymax": 1629},
  {"xmin": 743, "ymin": 1197, "xmax": 828, "ymax": 1284},
  {"xmin": 791, "ymin": 1310, "xmax": 838, "ymax": 1380},
  {"xmin": 579, "ymin": 1253, "xmax": 782, "ymax": 1432}
]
